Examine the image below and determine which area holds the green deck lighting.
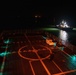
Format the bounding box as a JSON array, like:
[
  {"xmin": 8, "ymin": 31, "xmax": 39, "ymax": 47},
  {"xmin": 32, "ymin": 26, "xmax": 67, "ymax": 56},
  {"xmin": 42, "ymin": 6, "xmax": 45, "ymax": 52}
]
[
  {"xmin": 72, "ymin": 55, "xmax": 76, "ymax": 61},
  {"xmin": 59, "ymin": 47, "xmax": 64, "ymax": 50},
  {"xmin": 0, "ymin": 51, "xmax": 11, "ymax": 57},
  {"xmin": 73, "ymin": 28, "xmax": 76, "ymax": 30},
  {"xmin": 0, "ymin": 73, "xmax": 2, "ymax": 75},
  {"xmin": 42, "ymin": 28, "xmax": 59, "ymax": 31},
  {"xmin": 4, "ymin": 39, "xmax": 10, "ymax": 44},
  {"xmin": 54, "ymin": 42, "xmax": 56, "ymax": 47}
]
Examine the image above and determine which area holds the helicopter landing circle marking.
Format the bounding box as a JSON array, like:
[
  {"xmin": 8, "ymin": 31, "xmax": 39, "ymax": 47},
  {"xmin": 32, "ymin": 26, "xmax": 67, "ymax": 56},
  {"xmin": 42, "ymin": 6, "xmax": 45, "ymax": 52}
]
[{"xmin": 18, "ymin": 45, "xmax": 52, "ymax": 61}]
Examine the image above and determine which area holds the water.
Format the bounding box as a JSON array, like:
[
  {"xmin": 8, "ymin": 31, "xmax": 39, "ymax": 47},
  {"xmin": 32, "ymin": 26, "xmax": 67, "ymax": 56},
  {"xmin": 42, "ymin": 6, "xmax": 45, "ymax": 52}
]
[{"xmin": 42, "ymin": 28, "xmax": 76, "ymax": 46}]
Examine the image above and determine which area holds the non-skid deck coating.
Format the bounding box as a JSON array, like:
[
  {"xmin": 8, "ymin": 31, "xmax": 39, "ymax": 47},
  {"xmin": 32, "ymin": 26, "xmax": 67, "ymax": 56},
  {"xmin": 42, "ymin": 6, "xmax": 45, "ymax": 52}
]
[{"xmin": 0, "ymin": 30, "xmax": 76, "ymax": 75}]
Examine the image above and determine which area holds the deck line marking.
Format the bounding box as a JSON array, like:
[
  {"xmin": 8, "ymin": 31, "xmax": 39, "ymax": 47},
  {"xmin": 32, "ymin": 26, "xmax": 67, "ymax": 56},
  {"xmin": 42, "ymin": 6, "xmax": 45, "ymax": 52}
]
[
  {"xmin": 24, "ymin": 34, "xmax": 51, "ymax": 75},
  {"xmin": 56, "ymin": 46, "xmax": 72, "ymax": 58},
  {"xmin": 53, "ymin": 69, "xmax": 76, "ymax": 75},
  {"xmin": 20, "ymin": 59, "xmax": 26, "ymax": 75},
  {"xmin": 29, "ymin": 61, "xmax": 35, "ymax": 75},
  {"xmin": 44, "ymin": 45, "xmax": 64, "ymax": 74},
  {"xmin": 12, "ymin": 51, "xmax": 17, "ymax": 54},
  {"xmin": 0, "ymin": 44, "xmax": 8, "ymax": 75},
  {"xmin": 52, "ymin": 61, "xmax": 64, "ymax": 73},
  {"xmin": 62, "ymin": 50, "xmax": 72, "ymax": 58},
  {"xmin": 35, "ymin": 52, "xmax": 51, "ymax": 75}
]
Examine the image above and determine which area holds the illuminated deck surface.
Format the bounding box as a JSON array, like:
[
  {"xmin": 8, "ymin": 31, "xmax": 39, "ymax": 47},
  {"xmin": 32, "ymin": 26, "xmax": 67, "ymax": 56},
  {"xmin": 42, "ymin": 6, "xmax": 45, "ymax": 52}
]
[{"xmin": 0, "ymin": 30, "xmax": 76, "ymax": 75}]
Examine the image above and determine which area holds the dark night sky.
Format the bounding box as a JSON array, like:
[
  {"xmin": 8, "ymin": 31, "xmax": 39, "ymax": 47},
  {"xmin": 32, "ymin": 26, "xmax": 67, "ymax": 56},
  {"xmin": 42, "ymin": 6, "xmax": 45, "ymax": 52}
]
[{"xmin": 0, "ymin": 0, "xmax": 76, "ymax": 29}]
